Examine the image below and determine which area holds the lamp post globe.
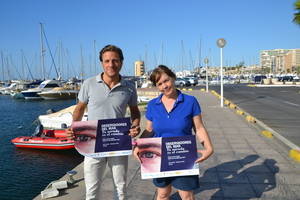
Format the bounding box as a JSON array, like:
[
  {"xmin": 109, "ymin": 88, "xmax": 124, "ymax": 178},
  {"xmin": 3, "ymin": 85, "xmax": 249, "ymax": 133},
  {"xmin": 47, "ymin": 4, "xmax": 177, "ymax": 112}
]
[{"xmin": 217, "ymin": 38, "xmax": 226, "ymax": 48}]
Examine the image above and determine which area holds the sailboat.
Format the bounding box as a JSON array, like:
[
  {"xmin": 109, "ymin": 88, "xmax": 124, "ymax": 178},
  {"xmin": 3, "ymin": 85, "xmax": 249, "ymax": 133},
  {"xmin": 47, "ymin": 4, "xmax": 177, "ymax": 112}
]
[{"xmin": 21, "ymin": 23, "xmax": 63, "ymax": 100}]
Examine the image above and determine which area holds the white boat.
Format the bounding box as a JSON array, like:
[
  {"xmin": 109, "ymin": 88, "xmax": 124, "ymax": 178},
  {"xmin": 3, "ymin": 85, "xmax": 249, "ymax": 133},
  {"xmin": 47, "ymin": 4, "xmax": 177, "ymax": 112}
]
[
  {"xmin": 38, "ymin": 105, "xmax": 87, "ymax": 129},
  {"xmin": 1, "ymin": 83, "xmax": 18, "ymax": 95},
  {"xmin": 138, "ymin": 96, "xmax": 151, "ymax": 103},
  {"xmin": 9, "ymin": 80, "xmax": 42, "ymax": 99},
  {"xmin": 38, "ymin": 87, "xmax": 79, "ymax": 100},
  {"xmin": 21, "ymin": 80, "xmax": 61, "ymax": 100}
]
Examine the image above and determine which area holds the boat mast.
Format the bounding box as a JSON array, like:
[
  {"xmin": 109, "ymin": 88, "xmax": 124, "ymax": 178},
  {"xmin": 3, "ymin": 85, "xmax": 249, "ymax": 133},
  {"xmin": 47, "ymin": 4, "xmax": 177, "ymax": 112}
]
[
  {"xmin": 181, "ymin": 40, "xmax": 185, "ymax": 74},
  {"xmin": 93, "ymin": 40, "xmax": 97, "ymax": 74},
  {"xmin": 195, "ymin": 39, "xmax": 202, "ymax": 75},
  {"xmin": 58, "ymin": 41, "xmax": 63, "ymax": 80},
  {"xmin": 80, "ymin": 45, "xmax": 84, "ymax": 80},
  {"xmin": 21, "ymin": 50, "xmax": 34, "ymax": 80},
  {"xmin": 40, "ymin": 23, "xmax": 60, "ymax": 80},
  {"xmin": 40, "ymin": 23, "xmax": 45, "ymax": 80},
  {"xmin": 5, "ymin": 57, "xmax": 11, "ymax": 81},
  {"xmin": 21, "ymin": 50, "xmax": 25, "ymax": 80},
  {"xmin": 144, "ymin": 44, "xmax": 148, "ymax": 75},
  {"xmin": 199, "ymin": 38, "xmax": 202, "ymax": 69},
  {"xmin": 1, "ymin": 51, "xmax": 4, "ymax": 81},
  {"xmin": 160, "ymin": 42, "xmax": 164, "ymax": 64}
]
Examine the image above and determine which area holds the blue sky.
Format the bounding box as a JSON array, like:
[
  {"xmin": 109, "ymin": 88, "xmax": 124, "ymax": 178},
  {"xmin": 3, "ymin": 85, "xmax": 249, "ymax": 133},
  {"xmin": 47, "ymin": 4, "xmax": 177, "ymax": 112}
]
[{"xmin": 0, "ymin": 0, "xmax": 299, "ymax": 80}]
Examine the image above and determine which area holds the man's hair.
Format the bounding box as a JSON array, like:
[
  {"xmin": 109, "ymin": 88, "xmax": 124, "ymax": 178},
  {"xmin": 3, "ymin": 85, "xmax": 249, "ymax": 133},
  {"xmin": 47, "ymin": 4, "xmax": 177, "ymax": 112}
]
[
  {"xmin": 150, "ymin": 65, "xmax": 176, "ymax": 86},
  {"xmin": 99, "ymin": 44, "xmax": 124, "ymax": 62}
]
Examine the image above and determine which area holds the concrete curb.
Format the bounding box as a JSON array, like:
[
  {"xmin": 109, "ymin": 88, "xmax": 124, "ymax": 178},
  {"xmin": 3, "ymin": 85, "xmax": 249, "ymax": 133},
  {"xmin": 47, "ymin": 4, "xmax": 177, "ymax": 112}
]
[
  {"xmin": 261, "ymin": 130, "xmax": 273, "ymax": 138},
  {"xmin": 289, "ymin": 149, "xmax": 300, "ymax": 162}
]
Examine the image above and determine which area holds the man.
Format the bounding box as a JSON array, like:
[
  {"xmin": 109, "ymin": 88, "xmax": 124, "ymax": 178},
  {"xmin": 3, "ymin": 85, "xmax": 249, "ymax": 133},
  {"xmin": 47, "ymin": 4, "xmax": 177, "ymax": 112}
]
[{"xmin": 68, "ymin": 44, "xmax": 141, "ymax": 200}]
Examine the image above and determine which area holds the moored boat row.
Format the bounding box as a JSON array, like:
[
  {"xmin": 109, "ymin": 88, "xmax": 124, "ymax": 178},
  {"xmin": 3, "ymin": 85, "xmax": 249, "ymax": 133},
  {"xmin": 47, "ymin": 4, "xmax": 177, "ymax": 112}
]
[{"xmin": 1, "ymin": 79, "xmax": 80, "ymax": 100}]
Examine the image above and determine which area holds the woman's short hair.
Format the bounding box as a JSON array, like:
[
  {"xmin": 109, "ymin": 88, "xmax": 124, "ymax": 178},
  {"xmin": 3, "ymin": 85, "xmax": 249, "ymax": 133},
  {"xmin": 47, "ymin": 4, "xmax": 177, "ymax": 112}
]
[
  {"xmin": 150, "ymin": 65, "xmax": 176, "ymax": 86},
  {"xmin": 99, "ymin": 44, "xmax": 124, "ymax": 62}
]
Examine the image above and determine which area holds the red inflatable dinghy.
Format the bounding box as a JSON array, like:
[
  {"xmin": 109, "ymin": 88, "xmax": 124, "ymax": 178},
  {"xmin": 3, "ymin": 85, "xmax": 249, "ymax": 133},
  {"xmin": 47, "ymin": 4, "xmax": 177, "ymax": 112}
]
[{"xmin": 11, "ymin": 136, "xmax": 74, "ymax": 150}]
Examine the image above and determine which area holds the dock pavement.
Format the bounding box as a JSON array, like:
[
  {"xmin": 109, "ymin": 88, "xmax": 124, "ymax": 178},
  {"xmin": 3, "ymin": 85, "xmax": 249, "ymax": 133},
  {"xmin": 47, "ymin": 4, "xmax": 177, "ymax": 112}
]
[{"xmin": 34, "ymin": 89, "xmax": 300, "ymax": 200}]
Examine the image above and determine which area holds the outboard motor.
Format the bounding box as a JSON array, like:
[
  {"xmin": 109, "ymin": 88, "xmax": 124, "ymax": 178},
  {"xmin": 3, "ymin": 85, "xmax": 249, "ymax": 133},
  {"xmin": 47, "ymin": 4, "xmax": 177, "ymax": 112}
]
[
  {"xmin": 46, "ymin": 109, "xmax": 56, "ymax": 114},
  {"xmin": 33, "ymin": 124, "xmax": 44, "ymax": 137},
  {"xmin": 61, "ymin": 123, "xmax": 68, "ymax": 129}
]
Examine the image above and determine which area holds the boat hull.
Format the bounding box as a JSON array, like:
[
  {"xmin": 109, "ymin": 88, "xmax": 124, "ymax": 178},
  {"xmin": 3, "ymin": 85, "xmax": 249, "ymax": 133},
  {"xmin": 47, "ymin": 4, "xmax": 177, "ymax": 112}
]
[
  {"xmin": 20, "ymin": 80, "xmax": 62, "ymax": 100},
  {"xmin": 38, "ymin": 90, "xmax": 78, "ymax": 100},
  {"xmin": 11, "ymin": 136, "xmax": 74, "ymax": 150},
  {"xmin": 21, "ymin": 91, "xmax": 42, "ymax": 100}
]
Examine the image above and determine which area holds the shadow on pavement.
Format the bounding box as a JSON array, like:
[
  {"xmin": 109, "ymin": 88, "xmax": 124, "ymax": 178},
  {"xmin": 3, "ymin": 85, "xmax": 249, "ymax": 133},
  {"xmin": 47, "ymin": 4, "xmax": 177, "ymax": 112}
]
[{"xmin": 170, "ymin": 155, "xmax": 279, "ymax": 200}]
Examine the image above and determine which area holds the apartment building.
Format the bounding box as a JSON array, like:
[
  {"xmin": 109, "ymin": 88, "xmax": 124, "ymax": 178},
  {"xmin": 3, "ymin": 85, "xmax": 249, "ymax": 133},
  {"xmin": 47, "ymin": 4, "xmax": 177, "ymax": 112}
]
[
  {"xmin": 285, "ymin": 49, "xmax": 300, "ymax": 73},
  {"xmin": 134, "ymin": 60, "xmax": 145, "ymax": 76},
  {"xmin": 260, "ymin": 49, "xmax": 300, "ymax": 73}
]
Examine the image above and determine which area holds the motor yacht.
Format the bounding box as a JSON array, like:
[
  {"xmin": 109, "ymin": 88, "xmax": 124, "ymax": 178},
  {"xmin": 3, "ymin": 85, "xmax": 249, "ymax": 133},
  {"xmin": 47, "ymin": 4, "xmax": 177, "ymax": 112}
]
[
  {"xmin": 21, "ymin": 80, "xmax": 61, "ymax": 100},
  {"xmin": 38, "ymin": 87, "xmax": 79, "ymax": 100}
]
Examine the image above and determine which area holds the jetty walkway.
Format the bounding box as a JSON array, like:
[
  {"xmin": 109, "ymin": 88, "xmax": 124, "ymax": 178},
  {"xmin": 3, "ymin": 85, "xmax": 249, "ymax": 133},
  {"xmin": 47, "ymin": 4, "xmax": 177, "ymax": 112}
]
[{"xmin": 34, "ymin": 89, "xmax": 300, "ymax": 200}]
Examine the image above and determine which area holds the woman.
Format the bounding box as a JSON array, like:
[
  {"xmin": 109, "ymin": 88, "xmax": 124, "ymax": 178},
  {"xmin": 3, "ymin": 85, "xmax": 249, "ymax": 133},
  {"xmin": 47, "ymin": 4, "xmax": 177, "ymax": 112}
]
[{"xmin": 134, "ymin": 65, "xmax": 213, "ymax": 200}]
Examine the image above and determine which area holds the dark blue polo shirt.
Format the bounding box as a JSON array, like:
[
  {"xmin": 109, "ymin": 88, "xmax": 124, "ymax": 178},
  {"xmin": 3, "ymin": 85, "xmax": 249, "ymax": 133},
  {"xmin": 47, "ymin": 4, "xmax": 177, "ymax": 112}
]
[{"xmin": 146, "ymin": 90, "xmax": 201, "ymax": 137}]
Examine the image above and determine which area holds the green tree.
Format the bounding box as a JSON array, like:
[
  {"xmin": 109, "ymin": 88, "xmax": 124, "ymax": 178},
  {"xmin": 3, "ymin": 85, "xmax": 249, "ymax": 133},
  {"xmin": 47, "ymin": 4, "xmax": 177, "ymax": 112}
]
[
  {"xmin": 236, "ymin": 61, "xmax": 245, "ymax": 68},
  {"xmin": 235, "ymin": 62, "xmax": 244, "ymax": 74},
  {"xmin": 261, "ymin": 66, "xmax": 271, "ymax": 74},
  {"xmin": 293, "ymin": 0, "xmax": 300, "ymax": 25}
]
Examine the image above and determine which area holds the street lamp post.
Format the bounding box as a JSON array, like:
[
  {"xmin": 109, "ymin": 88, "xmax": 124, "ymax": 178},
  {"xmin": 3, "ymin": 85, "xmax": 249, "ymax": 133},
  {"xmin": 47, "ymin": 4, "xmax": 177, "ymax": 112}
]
[
  {"xmin": 217, "ymin": 38, "xmax": 227, "ymax": 107},
  {"xmin": 204, "ymin": 57, "xmax": 209, "ymax": 92}
]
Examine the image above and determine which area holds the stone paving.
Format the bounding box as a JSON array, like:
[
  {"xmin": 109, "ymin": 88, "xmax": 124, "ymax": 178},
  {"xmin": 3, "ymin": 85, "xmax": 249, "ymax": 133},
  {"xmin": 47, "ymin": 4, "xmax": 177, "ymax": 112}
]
[{"xmin": 34, "ymin": 89, "xmax": 300, "ymax": 200}]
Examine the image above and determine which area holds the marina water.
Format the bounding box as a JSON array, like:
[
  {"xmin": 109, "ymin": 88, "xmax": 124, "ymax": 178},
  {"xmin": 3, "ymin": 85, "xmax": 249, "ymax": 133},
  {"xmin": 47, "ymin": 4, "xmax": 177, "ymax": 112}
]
[{"xmin": 0, "ymin": 95, "xmax": 83, "ymax": 200}]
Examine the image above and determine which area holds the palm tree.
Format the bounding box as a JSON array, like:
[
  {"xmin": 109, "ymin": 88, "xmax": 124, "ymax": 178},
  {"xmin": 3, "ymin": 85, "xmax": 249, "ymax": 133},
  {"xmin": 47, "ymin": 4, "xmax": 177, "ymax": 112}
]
[{"xmin": 293, "ymin": 0, "xmax": 300, "ymax": 25}]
